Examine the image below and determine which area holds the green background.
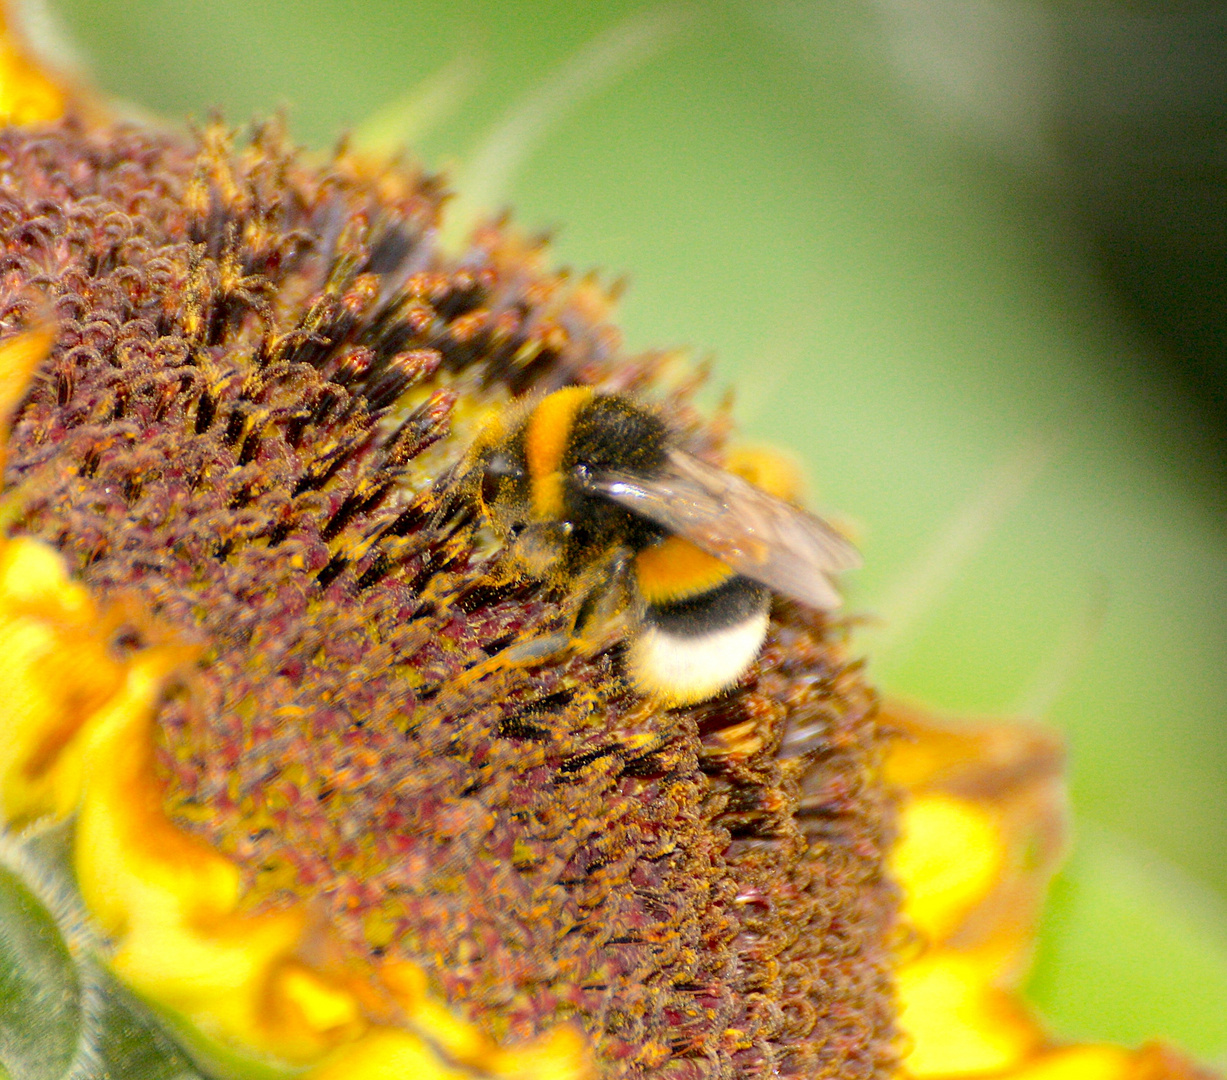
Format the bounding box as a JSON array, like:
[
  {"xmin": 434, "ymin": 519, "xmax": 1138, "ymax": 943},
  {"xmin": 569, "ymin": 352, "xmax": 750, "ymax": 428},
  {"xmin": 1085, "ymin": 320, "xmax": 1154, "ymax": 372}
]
[{"xmin": 32, "ymin": 0, "xmax": 1227, "ymax": 1064}]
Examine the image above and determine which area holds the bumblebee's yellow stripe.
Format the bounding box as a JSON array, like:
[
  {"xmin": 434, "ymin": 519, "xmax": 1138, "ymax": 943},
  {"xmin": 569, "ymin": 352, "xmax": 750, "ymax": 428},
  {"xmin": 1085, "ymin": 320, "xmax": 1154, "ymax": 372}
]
[
  {"xmin": 634, "ymin": 535, "xmax": 735, "ymax": 606},
  {"xmin": 526, "ymin": 386, "xmax": 593, "ymax": 519}
]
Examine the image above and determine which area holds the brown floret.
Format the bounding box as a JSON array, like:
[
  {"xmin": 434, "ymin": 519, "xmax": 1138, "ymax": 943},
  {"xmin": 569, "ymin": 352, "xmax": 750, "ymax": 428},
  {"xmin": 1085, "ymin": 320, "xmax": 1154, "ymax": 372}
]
[{"xmin": 0, "ymin": 117, "xmax": 897, "ymax": 1079}]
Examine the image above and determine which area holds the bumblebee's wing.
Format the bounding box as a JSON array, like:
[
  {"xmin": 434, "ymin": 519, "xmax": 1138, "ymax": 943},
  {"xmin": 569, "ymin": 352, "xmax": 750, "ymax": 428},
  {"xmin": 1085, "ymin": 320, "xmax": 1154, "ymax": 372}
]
[{"xmin": 585, "ymin": 448, "xmax": 860, "ymax": 610}]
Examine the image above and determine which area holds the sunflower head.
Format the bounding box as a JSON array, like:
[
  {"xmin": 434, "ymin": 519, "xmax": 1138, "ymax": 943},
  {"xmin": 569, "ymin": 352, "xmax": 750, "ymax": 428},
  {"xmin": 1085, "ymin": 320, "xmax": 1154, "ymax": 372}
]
[{"xmin": 0, "ymin": 109, "xmax": 897, "ymax": 1079}]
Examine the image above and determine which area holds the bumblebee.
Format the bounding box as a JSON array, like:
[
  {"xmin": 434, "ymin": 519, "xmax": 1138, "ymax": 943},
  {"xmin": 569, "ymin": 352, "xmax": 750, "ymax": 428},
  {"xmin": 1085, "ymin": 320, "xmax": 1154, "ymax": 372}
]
[{"xmin": 458, "ymin": 386, "xmax": 859, "ymax": 705}]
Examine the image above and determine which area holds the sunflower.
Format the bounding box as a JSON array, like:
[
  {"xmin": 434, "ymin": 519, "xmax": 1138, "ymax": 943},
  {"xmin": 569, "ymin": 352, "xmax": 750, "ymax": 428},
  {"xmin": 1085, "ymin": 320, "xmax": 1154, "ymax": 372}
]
[{"xmin": 0, "ymin": 7, "xmax": 1221, "ymax": 1079}]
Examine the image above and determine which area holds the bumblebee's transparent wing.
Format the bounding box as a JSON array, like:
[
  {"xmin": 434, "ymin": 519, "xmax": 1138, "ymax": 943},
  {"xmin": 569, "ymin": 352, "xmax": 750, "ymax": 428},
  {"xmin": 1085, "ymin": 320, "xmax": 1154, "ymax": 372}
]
[{"xmin": 585, "ymin": 448, "xmax": 860, "ymax": 610}]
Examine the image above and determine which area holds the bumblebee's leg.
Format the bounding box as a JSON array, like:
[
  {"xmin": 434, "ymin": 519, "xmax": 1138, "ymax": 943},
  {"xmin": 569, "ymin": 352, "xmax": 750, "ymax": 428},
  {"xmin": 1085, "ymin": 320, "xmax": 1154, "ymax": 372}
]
[
  {"xmin": 442, "ymin": 626, "xmax": 571, "ymax": 698},
  {"xmin": 447, "ymin": 555, "xmax": 634, "ymax": 693},
  {"xmin": 568, "ymin": 550, "xmax": 638, "ymax": 657},
  {"xmin": 486, "ymin": 629, "xmax": 574, "ymax": 668}
]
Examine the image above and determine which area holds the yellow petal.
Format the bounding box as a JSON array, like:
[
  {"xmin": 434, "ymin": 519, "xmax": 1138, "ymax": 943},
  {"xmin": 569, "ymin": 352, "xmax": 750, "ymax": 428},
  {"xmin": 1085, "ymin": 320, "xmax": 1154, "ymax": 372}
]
[
  {"xmin": 893, "ymin": 792, "xmax": 1005, "ymax": 946},
  {"xmin": 309, "ymin": 1021, "xmax": 593, "ymax": 1080},
  {"xmin": 0, "ymin": 323, "xmax": 54, "ymax": 493},
  {"xmin": 897, "ymin": 951, "xmax": 1041, "ymax": 1076},
  {"xmin": 723, "ymin": 445, "xmax": 806, "ymax": 502},
  {"xmin": 885, "ymin": 702, "xmax": 1067, "ymax": 981},
  {"xmin": 1002, "ymin": 1045, "xmax": 1135, "ymax": 1080},
  {"xmin": 0, "ymin": 537, "xmax": 126, "ymax": 823},
  {"xmin": 0, "ymin": 323, "xmax": 52, "ymax": 424},
  {"xmin": 0, "ymin": 7, "xmax": 65, "ymax": 124},
  {"xmin": 888, "ymin": 704, "xmax": 1223, "ymax": 1080},
  {"xmin": 1126, "ymin": 1042, "xmax": 1227, "ymax": 1080},
  {"xmin": 71, "ymin": 666, "xmax": 350, "ymax": 1066}
]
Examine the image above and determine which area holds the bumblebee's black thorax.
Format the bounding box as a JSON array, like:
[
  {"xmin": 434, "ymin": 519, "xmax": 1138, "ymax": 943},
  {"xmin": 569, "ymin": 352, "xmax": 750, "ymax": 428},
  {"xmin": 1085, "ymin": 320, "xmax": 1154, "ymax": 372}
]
[{"xmin": 558, "ymin": 394, "xmax": 669, "ymax": 557}]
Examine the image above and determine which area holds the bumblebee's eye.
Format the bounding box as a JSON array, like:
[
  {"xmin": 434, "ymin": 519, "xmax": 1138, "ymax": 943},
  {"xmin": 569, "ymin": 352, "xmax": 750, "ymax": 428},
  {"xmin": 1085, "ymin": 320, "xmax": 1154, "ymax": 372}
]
[
  {"xmin": 481, "ymin": 452, "xmax": 524, "ymax": 507},
  {"xmin": 480, "ymin": 469, "xmax": 501, "ymax": 507}
]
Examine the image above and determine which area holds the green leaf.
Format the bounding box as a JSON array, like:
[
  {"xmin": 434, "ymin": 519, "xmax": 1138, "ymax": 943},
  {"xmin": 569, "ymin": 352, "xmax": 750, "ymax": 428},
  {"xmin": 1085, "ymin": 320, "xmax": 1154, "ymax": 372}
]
[
  {"xmin": 0, "ymin": 826, "xmax": 203, "ymax": 1080},
  {"xmin": 0, "ymin": 858, "xmax": 80, "ymax": 1080},
  {"xmin": 88, "ymin": 974, "xmax": 204, "ymax": 1080}
]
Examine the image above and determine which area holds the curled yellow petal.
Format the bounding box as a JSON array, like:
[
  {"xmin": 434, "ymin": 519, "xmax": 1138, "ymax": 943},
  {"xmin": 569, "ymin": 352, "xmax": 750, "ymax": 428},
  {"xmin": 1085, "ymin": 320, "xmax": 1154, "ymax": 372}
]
[
  {"xmin": 0, "ymin": 323, "xmax": 52, "ymax": 424},
  {"xmin": 957, "ymin": 1042, "xmax": 1219, "ymax": 1080},
  {"xmin": 885, "ymin": 703, "xmax": 1064, "ymax": 1077},
  {"xmin": 723, "ymin": 445, "xmax": 806, "ymax": 501},
  {"xmin": 886, "ymin": 702, "xmax": 1067, "ymax": 981},
  {"xmin": 309, "ymin": 969, "xmax": 593, "ymax": 1080},
  {"xmin": 887, "ymin": 704, "xmax": 1222, "ymax": 1080},
  {"xmin": 71, "ymin": 665, "xmax": 347, "ymax": 1066},
  {"xmin": 310, "ymin": 1024, "xmax": 591, "ymax": 1080}
]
